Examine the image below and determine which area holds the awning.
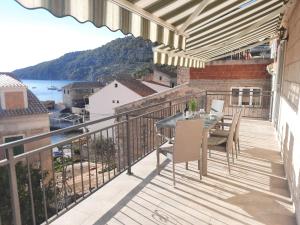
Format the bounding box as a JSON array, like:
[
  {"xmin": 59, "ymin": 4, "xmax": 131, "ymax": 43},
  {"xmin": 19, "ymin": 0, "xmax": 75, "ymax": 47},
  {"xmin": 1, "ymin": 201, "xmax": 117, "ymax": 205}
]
[
  {"xmin": 16, "ymin": 0, "xmax": 285, "ymax": 68},
  {"xmin": 153, "ymin": 0, "xmax": 284, "ymax": 67},
  {"xmin": 15, "ymin": 0, "xmax": 186, "ymax": 50}
]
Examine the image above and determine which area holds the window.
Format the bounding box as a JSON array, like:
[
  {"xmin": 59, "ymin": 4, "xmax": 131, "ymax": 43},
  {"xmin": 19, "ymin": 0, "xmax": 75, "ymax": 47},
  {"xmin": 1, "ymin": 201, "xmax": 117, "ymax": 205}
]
[
  {"xmin": 112, "ymin": 100, "xmax": 115, "ymax": 103},
  {"xmin": 252, "ymin": 89, "xmax": 261, "ymax": 106},
  {"xmin": 67, "ymin": 90, "xmax": 70, "ymax": 94},
  {"xmin": 230, "ymin": 87, "xmax": 262, "ymax": 106},
  {"xmin": 115, "ymin": 83, "xmax": 118, "ymax": 88},
  {"xmin": 91, "ymin": 88, "xmax": 94, "ymax": 93},
  {"xmin": 4, "ymin": 136, "xmax": 24, "ymax": 156},
  {"xmin": 171, "ymin": 82, "xmax": 175, "ymax": 88},
  {"xmin": 231, "ymin": 88, "xmax": 239, "ymax": 105},
  {"xmin": 116, "ymin": 100, "xmax": 119, "ymax": 103},
  {"xmin": 159, "ymin": 76, "xmax": 162, "ymax": 81},
  {"xmin": 64, "ymin": 89, "xmax": 65, "ymax": 94},
  {"xmin": 241, "ymin": 88, "xmax": 250, "ymax": 105}
]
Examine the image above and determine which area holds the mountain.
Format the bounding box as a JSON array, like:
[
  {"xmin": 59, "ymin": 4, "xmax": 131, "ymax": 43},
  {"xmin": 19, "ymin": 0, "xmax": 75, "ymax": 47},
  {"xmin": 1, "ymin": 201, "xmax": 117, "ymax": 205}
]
[{"xmin": 13, "ymin": 36, "xmax": 154, "ymax": 82}]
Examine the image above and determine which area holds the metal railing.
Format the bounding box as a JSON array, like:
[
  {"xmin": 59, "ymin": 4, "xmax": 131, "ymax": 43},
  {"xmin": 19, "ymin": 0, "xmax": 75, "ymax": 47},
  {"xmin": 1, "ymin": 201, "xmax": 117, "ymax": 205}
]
[
  {"xmin": 206, "ymin": 90, "xmax": 273, "ymax": 120},
  {"xmin": 0, "ymin": 93, "xmax": 206, "ymax": 225},
  {"xmin": 0, "ymin": 90, "xmax": 273, "ymax": 225}
]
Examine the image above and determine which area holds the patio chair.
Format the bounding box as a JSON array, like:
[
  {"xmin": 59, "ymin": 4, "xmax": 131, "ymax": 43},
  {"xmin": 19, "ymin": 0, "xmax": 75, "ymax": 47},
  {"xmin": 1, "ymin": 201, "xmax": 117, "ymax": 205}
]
[
  {"xmin": 157, "ymin": 119, "xmax": 204, "ymax": 186},
  {"xmin": 210, "ymin": 99, "xmax": 224, "ymax": 114},
  {"xmin": 210, "ymin": 109, "xmax": 242, "ymax": 158},
  {"xmin": 207, "ymin": 112, "xmax": 239, "ymax": 173}
]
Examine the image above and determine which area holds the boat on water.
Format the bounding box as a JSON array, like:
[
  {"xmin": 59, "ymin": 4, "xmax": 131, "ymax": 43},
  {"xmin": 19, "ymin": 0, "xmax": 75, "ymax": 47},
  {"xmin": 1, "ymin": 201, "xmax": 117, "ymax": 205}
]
[
  {"xmin": 57, "ymin": 88, "xmax": 62, "ymax": 92},
  {"xmin": 32, "ymin": 86, "xmax": 37, "ymax": 89},
  {"xmin": 48, "ymin": 86, "xmax": 57, "ymax": 90}
]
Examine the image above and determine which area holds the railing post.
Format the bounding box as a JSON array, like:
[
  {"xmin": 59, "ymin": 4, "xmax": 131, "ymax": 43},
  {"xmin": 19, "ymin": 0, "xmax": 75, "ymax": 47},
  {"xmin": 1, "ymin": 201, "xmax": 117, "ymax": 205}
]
[
  {"xmin": 126, "ymin": 114, "xmax": 132, "ymax": 175},
  {"xmin": 6, "ymin": 148, "xmax": 22, "ymax": 225},
  {"xmin": 205, "ymin": 90, "xmax": 208, "ymax": 112},
  {"xmin": 269, "ymin": 91, "xmax": 274, "ymax": 122}
]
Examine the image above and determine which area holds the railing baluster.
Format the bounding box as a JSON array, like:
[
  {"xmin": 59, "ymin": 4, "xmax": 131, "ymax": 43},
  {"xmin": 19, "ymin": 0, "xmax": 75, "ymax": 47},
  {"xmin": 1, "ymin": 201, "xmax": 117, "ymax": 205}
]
[
  {"xmin": 79, "ymin": 140, "xmax": 84, "ymax": 197},
  {"xmin": 100, "ymin": 132, "xmax": 105, "ymax": 184},
  {"xmin": 60, "ymin": 147, "xmax": 68, "ymax": 209},
  {"xmin": 6, "ymin": 148, "xmax": 22, "ymax": 225},
  {"xmin": 70, "ymin": 142, "xmax": 77, "ymax": 203},
  {"xmin": 26, "ymin": 158, "xmax": 36, "ymax": 225},
  {"xmin": 39, "ymin": 152, "xmax": 48, "ymax": 223},
  {"xmin": 112, "ymin": 127, "xmax": 116, "ymax": 176},
  {"xmin": 106, "ymin": 129, "xmax": 110, "ymax": 181},
  {"xmin": 51, "ymin": 148, "xmax": 58, "ymax": 215},
  {"xmin": 86, "ymin": 136, "xmax": 92, "ymax": 191},
  {"xmin": 126, "ymin": 114, "xmax": 132, "ymax": 175},
  {"xmin": 122, "ymin": 122, "xmax": 126, "ymax": 171},
  {"xmin": 116, "ymin": 124, "xmax": 121, "ymax": 172},
  {"xmin": 93, "ymin": 133, "xmax": 99, "ymax": 188}
]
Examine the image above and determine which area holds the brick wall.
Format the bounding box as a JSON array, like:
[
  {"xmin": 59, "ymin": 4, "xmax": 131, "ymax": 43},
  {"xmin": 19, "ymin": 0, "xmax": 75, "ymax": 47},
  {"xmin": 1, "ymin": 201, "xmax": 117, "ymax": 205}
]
[
  {"xmin": 4, "ymin": 91, "xmax": 25, "ymax": 110},
  {"xmin": 190, "ymin": 61, "xmax": 271, "ymax": 80},
  {"xmin": 276, "ymin": 1, "xmax": 300, "ymax": 223}
]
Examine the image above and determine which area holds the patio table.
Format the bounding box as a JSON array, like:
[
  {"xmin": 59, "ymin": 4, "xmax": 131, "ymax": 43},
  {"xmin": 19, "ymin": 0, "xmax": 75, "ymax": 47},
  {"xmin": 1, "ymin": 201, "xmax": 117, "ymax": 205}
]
[{"xmin": 155, "ymin": 112, "xmax": 223, "ymax": 175}]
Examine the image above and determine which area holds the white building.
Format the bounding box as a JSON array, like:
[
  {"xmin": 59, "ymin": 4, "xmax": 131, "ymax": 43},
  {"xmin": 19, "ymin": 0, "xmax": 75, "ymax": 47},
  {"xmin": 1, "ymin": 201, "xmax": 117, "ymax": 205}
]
[{"xmin": 87, "ymin": 79, "xmax": 169, "ymax": 132}]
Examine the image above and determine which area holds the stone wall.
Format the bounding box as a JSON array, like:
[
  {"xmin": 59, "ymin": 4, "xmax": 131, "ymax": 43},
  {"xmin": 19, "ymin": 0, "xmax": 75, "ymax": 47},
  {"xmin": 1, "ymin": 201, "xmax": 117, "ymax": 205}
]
[
  {"xmin": 276, "ymin": 1, "xmax": 300, "ymax": 223},
  {"xmin": 177, "ymin": 67, "xmax": 190, "ymax": 85},
  {"xmin": 0, "ymin": 113, "xmax": 51, "ymax": 171}
]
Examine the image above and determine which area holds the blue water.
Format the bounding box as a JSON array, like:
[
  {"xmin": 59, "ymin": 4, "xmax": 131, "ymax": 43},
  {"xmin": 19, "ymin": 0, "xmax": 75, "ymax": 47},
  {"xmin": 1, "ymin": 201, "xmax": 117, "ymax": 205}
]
[{"xmin": 22, "ymin": 79, "xmax": 74, "ymax": 103}]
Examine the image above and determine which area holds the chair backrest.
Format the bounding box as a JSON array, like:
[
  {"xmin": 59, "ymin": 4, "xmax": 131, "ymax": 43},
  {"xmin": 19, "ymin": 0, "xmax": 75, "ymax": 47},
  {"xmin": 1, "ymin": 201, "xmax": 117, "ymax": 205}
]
[
  {"xmin": 226, "ymin": 112, "xmax": 239, "ymax": 152},
  {"xmin": 234, "ymin": 108, "xmax": 243, "ymax": 141},
  {"xmin": 173, "ymin": 119, "xmax": 204, "ymax": 164},
  {"xmin": 210, "ymin": 100, "xmax": 224, "ymax": 114}
]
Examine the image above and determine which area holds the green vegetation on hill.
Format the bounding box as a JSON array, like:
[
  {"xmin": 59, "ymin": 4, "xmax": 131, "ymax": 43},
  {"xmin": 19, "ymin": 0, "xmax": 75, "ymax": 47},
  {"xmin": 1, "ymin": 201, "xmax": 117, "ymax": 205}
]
[{"xmin": 13, "ymin": 36, "xmax": 154, "ymax": 82}]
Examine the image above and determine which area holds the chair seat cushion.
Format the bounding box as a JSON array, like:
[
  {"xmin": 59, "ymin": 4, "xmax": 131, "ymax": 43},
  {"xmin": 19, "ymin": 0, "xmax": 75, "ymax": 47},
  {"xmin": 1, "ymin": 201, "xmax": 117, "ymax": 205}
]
[
  {"xmin": 208, "ymin": 136, "xmax": 227, "ymax": 146},
  {"xmin": 211, "ymin": 130, "xmax": 229, "ymax": 137}
]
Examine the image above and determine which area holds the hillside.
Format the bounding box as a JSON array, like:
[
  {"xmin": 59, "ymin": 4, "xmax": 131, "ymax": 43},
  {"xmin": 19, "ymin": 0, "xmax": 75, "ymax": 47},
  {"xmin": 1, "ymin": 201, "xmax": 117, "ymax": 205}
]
[{"xmin": 13, "ymin": 36, "xmax": 154, "ymax": 81}]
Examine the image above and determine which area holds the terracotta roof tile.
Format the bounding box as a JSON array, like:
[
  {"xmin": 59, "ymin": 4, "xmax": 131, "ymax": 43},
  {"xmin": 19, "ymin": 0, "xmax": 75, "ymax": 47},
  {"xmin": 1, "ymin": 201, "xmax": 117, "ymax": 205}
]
[
  {"xmin": 0, "ymin": 73, "xmax": 26, "ymax": 88},
  {"xmin": 117, "ymin": 79, "xmax": 157, "ymax": 97},
  {"xmin": 63, "ymin": 82, "xmax": 104, "ymax": 89}
]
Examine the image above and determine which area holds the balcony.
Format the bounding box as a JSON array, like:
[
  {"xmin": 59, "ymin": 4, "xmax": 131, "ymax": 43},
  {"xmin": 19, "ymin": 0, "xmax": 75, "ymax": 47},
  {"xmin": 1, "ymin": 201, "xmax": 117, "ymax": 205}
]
[
  {"xmin": 49, "ymin": 118, "xmax": 295, "ymax": 225},
  {"xmin": 0, "ymin": 91, "xmax": 296, "ymax": 225}
]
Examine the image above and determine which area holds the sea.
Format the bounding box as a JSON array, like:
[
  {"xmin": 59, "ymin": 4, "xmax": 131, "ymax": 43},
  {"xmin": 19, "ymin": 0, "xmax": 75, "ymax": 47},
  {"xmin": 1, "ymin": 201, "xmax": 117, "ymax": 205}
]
[
  {"xmin": 22, "ymin": 79, "xmax": 74, "ymax": 103},
  {"xmin": 21, "ymin": 79, "xmax": 78, "ymax": 144}
]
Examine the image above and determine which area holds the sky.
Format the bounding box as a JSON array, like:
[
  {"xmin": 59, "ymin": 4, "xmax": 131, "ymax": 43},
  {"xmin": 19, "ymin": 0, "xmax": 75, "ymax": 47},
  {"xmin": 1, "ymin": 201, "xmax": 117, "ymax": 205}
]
[{"xmin": 0, "ymin": 0, "xmax": 124, "ymax": 72}]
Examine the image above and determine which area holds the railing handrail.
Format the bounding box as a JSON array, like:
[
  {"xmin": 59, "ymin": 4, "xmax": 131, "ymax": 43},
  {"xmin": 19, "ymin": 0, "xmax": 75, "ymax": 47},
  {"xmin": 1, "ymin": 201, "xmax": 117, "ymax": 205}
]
[
  {"xmin": 0, "ymin": 92, "xmax": 204, "ymax": 151},
  {"xmin": 10, "ymin": 104, "xmax": 173, "ymax": 162}
]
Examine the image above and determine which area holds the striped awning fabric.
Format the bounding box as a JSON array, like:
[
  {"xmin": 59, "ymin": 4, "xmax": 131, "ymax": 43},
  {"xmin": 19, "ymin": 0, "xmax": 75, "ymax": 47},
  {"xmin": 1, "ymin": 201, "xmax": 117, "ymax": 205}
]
[{"xmin": 16, "ymin": 0, "xmax": 285, "ymax": 68}]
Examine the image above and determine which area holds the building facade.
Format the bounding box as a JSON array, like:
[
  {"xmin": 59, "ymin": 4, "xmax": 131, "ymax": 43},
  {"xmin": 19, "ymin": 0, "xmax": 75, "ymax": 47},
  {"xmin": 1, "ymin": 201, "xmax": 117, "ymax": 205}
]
[
  {"xmin": 177, "ymin": 59, "xmax": 273, "ymax": 119},
  {"xmin": 63, "ymin": 82, "xmax": 103, "ymax": 108},
  {"xmin": 87, "ymin": 79, "xmax": 160, "ymax": 131},
  {"xmin": 0, "ymin": 73, "xmax": 51, "ymax": 169},
  {"xmin": 143, "ymin": 66, "xmax": 177, "ymax": 87}
]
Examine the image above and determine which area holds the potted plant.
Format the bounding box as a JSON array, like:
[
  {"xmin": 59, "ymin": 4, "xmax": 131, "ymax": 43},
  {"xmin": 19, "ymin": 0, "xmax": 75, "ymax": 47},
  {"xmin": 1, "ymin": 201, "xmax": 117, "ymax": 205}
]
[{"xmin": 188, "ymin": 98, "xmax": 197, "ymax": 115}]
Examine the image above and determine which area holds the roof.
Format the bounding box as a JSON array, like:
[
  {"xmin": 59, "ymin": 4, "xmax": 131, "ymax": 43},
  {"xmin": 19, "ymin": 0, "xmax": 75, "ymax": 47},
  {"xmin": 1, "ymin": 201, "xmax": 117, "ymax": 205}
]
[
  {"xmin": 143, "ymin": 80, "xmax": 170, "ymax": 88},
  {"xmin": 0, "ymin": 73, "xmax": 48, "ymax": 118},
  {"xmin": 117, "ymin": 79, "xmax": 157, "ymax": 97},
  {"xmin": 0, "ymin": 89, "xmax": 48, "ymax": 118},
  {"xmin": 63, "ymin": 82, "xmax": 104, "ymax": 89},
  {"xmin": 16, "ymin": 0, "xmax": 285, "ymax": 68},
  {"xmin": 0, "ymin": 73, "xmax": 26, "ymax": 88},
  {"xmin": 142, "ymin": 81, "xmax": 170, "ymax": 93}
]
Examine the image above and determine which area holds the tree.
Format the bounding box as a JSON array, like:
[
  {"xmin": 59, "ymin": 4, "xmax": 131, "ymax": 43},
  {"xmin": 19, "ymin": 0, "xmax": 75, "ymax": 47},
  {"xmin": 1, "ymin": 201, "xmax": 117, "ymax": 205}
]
[
  {"xmin": 0, "ymin": 162, "xmax": 55, "ymax": 225},
  {"xmin": 90, "ymin": 137, "xmax": 116, "ymax": 172}
]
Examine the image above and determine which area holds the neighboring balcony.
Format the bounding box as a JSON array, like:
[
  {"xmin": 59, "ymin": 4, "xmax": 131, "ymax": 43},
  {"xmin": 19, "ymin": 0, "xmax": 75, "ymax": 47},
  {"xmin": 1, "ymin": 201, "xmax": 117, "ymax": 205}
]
[{"xmin": 0, "ymin": 91, "xmax": 296, "ymax": 225}]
